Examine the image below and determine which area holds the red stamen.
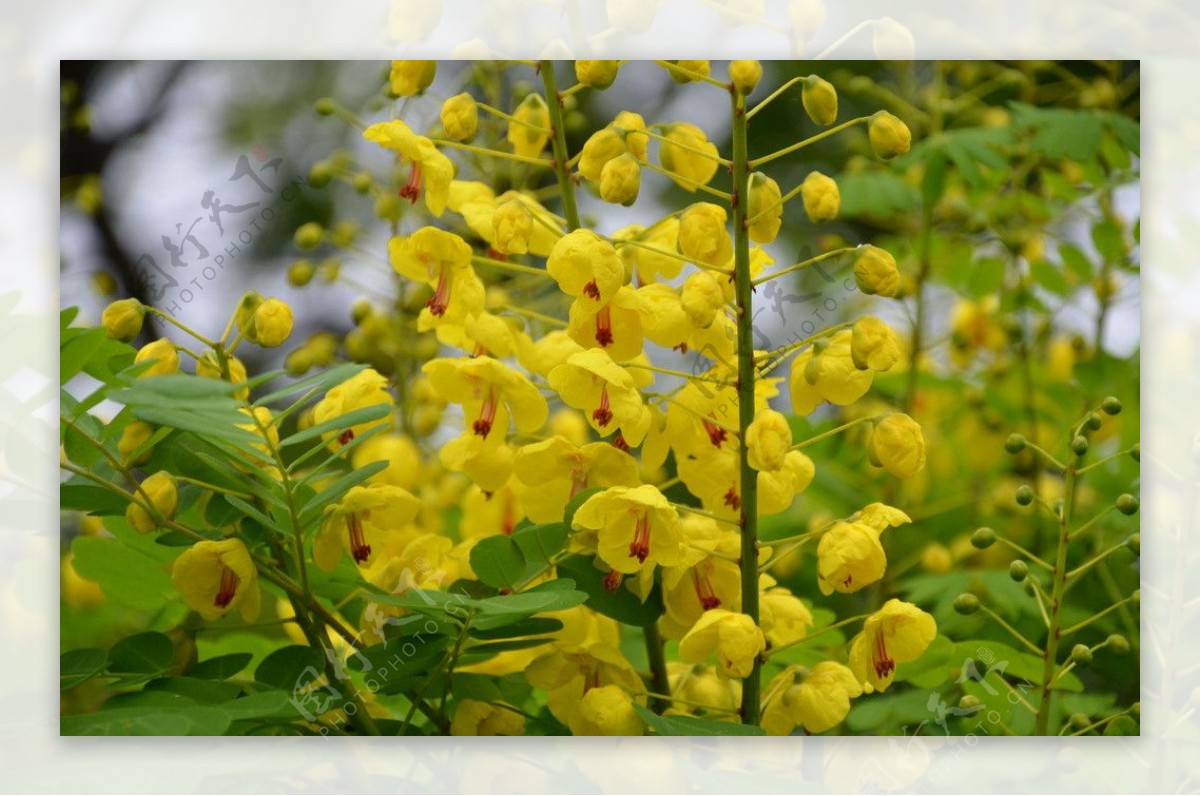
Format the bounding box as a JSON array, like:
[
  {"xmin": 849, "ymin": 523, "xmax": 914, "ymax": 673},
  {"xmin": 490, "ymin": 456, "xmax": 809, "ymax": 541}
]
[
  {"xmin": 426, "ymin": 265, "xmax": 451, "ymax": 317},
  {"xmin": 592, "ymin": 384, "xmax": 613, "ymax": 428},
  {"xmin": 399, "ymin": 161, "xmax": 423, "ymax": 203},
  {"xmin": 473, "ymin": 388, "xmax": 498, "ymax": 437},
  {"xmin": 673, "ymin": 342, "xmax": 689, "ymax": 354},
  {"xmin": 486, "ymin": 247, "xmax": 507, "ymax": 260},
  {"xmin": 611, "ymin": 433, "xmax": 630, "ymax": 452},
  {"xmin": 594, "ymin": 305, "xmax": 614, "ymax": 347},
  {"xmin": 628, "ymin": 515, "xmax": 651, "ymax": 563},
  {"xmin": 348, "ymin": 514, "xmax": 372, "ymax": 565},
  {"xmin": 872, "ymin": 630, "xmax": 895, "ymax": 680},
  {"xmin": 702, "ymin": 413, "xmax": 728, "ymax": 447},
  {"xmin": 692, "ymin": 568, "xmax": 721, "ymax": 611},
  {"xmin": 723, "ymin": 486, "xmax": 741, "ymax": 511},
  {"xmin": 603, "ymin": 570, "xmax": 623, "ymax": 592},
  {"xmin": 214, "ymin": 565, "xmax": 239, "ymax": 608},
  {"xmin": 583, "ymin": 279, "xmax": 600, "ymax": 300},
  {"xmin": 337, "ymin": 429, "xmax": 355, "ymax": 446}
]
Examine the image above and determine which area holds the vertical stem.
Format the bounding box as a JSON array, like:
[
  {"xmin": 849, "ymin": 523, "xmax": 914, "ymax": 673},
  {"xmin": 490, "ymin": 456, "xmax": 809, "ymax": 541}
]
[
  {"xmin": 1036, "ymin": 452, "xmax": 1078, "ymax": 735},
  {"xmin": 539, "ymin": 60, "xmax": 581, "ymax": 232},
  {"xmin": 903, "ymin": 203, "xmax": 933, "ymax": 413},
  {"xmin": 643, "ymin": 621, "xmax": 671, "ymax": 713},
  {"xmin": 730, "ymin": 85, "xmax": 761, "ymax": 727}
]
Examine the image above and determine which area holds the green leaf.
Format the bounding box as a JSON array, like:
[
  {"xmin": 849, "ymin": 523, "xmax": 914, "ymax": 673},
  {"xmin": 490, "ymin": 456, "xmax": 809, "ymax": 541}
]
[
  {"xmin": 297, "ymin": 460, "xmax": 390, "ymax": 528},
  {"xmin": 632, "ymin": 704, "xmax": 764, "ymax": 736},
  {"xmin": 144, "ymin": 676, "xmax": 242, "ymax": 704},
  {"xmin": 1092, "ymin": 219, "xmax": 1127, "ymax": 263},
  {"xmin": 254, "ymin": 645, "xmax": 324, "ymax": 692},
  {"xmin": 282, "ymin": 403, "xmax": 392, "ymax": 447},
  {"xmin": 190, "ymin": 653, "xmax": 253, "ymax": 681},
  {"xmin": 221, "ymin": 690, "xmax": 299, "ymax": 721},
  {"xmin": 71, "ymin": 529, "xmax": 178, "ymax": 611},
  {"xmin": 252, "ymin": 362, "xmax": 367, "ymax": 407},
  {"xmin": 1031, "ymin": 261, "xmax": 1070, "ymax": 295},
  {"xmin": 469, "ymin": 534, "xmax": 527, "ymax": 590},
  {"xmin": 1010, "ymin": 102, "xmax": 1104, "ymax": 161},
  {"xmin": 893, "ymin": 634, "xmax": 956, "ymax": 688},
  {"xmin": 468, "ymin": 617, "xmax": 563, "ymax": 640},
  {"xmin": 61, "ymin": 705, "xmax": 232, "ymax": 736},
  {"xmin": 556, "ymin": 555, "xmax": 664, "ymax": 628},
  {"xmin": 470, "ymin": 584, "xmax": 588, "ymax": 630},
  {"xmin": 60, "ymin": 648, "xmax": 108, "ymax": 690},
  {"xmin": 60, "ymin": 482, "xmax": 129, "ymax": 516},
  {"xmin": 512, "ymin": 522, "xmax": 569, "ymax": 578},
  {"xmin": 563, "ymin": 486, "xmax": 603, "ymax": 529},
  {"xmin": 1103, "ymin": 715, "xmax": 1139, "ymax": 736},
  {"xmin": 837, "ymin": 171, "xmax": 919, "ymax": 218},
  {"xmin": 1058, "ymin": 243, "xmax": 1093, "ymax": 280},
  {"xmin": 108, "ymin": 632, "xmax": 175, "ymax": 676}
]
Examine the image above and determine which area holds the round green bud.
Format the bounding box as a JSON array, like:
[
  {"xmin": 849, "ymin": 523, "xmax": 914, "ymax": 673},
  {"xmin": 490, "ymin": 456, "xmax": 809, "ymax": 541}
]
[
  {"xmin": 1131, "ymin": 589, "xmax": 1140, "ymax": 606},
  {"xmin": 1116, "ymin": 494, "xmax": 1139, "ymax": 515},
  {"xmin": 1130, "ymin": 443, "xmax": 1140, "ymax": 462},
  {"xmin": 1070, "ymin": 644, "xmax": 1093, "ymax": 666},
  {"xmin": 1127, "ymin": 533, "xmax": 1140, "ymax": 556},
  {"xmin": 287, "ymin": 259, "xmax": 315, "ymax": 287},
  {"xmin": 350, "ymin": 298, "xmax": 374, "ymax": 325},
  {"xmin": 352, "ymin": 172, "xmax": 373, "ymax": 194},
  {"xmin": 1009, "ymin": 560, "xmax": 1029, "ymax": 582},
  {"xmin": 1023, "ymin": 578, "xmax": 1036, "ymax": 597},
  {"xmin": 294, "ymin": 222, "xmax": 324, "ymax": 251},
  {"xmin": 308, "ymin": 160, "xmax": 333, "ymax": 188},
  {"xmin": 1015, "ymin": 485, "xmax": 1035, "ymax": 506},
  {"xmin": 953, "ymin": 593, "xmax": 980, "ymax": 615},
  {"xmin": 1071, "ymin": 436, "xmax": 1090, "ymax": 456},
  {"xmin": 971, "ymin": 527, "xmax": 997, "ymax": 549},
  {"xmin": 319, "ymin": 258, "xmax": 341, "ymax": 283},
  {"xmin": 1085, "ymin": 412, "xmax": 1103, "ymax": 431},
  {"xmin": 284, "ymin": 346, "xmax": 313, "ymax": 377},
  {"xmin": 314, "ymin": 97, "xmax": 336, "ymax": 116},
  {"xmin": 1131, "ymin": 702, "xmax": 1140, "ymax": 719},
  {"xmin": 1101, "ymin": 396, "xmax": 1122, "ymax": 415},
  {"xmin": 1106, "ymin": 634, "xmax": 1130, "ymax": 655},
  {"xmin": 958, "ymin": 695, "xmax": 981, "ymax": 710},
  {"xmin": 1005, "ymin": 433, "xmax": 1027, "ymax": 454},
  {"xmin": 1069, "ymin": 713, "xmax": 1092, "ymax": 730}
]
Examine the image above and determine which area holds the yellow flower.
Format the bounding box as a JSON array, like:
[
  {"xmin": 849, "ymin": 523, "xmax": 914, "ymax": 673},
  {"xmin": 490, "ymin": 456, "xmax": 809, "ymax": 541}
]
[
  {"xmin": 548, "ymin": 349, "xmax": 644, "ymax": 438},
  {"xmin": 514, "ymin": 437, "xmax": 640, "ymax": 523},
  {"xmin": 389, "ymin": 227, "xmax": 485, "ymax": 327},
  {"xmin": 857, "ymin": 502, "xmax": 912, "ymax": 532},
  {"xmin": 573, "ymin": 484, "xmax": 685, "ymax": 575},
  {"xmin": 526, "ymin": 642, "xmax": 645, "ymax": 727},
  {"xmin": 600, "ymin": 153, "xmax": 641, "ymax": 206},
  {"xmin": 125, "ymin": 470, "xmax": 177, "ymax": 533},
  {"xmin": 388, "ymin": 60, "xmax": 436, "ymax": 96},
  {"xmin": 567, "ymin": 285, "xmax": 646, "ymax": 363},
  {"xmin": 850, "ymin": 316, "xmax": 901, "ymax": 371},
  {"xmin": 424, "ymin": 355, "xmax": 547, "ymax": 440},
  {"xmin": 746, "ymin": 409, "xmax": 793, "ymax": 472},
  {"xmin": 853, "ymin": 245, "xmax": 900, "ymax": 297},
  {"xmin": 848, "ymin": 599, "xmax": 937, "ymax": 692},
  {"xmin": 801, "ymin": 75, "xmax": 838, "ymax": 126},
  {"xmin": 508, "ymin": 93, "xmax": 551, "ymax": 159},
  {"xmin": 440, "ymin": 92, "xmax": 478, "ymax": 141},
  {"xmin": 680, "ymin": 272, "xmax": 726, "ymax": 329},
  {"xmin": 196, "ymin": 351, "xmax": 249, "ymax": 400},
  {"xmin": 252, "ymin": 298, "xmax": 293, "ymax": 347},
  {"xmin": 314, "ymin": 483, "xmax": 421, "ymax": 571},
  {"xmin": 134, "ymin": 338, "xmax": 179, "ymax": 378},
  {"xmin": 816, "ymin": 520, "xmax": 885, "ymax": 595},
  {"xmin": 661, "ymin": 525, "xmax": 742, "ymax": 635},
  {"xmin": 789, "ymin": 330, "xmax": 874, "ymax": 415},
  {"xmin": 547, "ymin": 229, "xmax": 626, "ymax": 309},
  {"xmin": 868, "ymin": 110, "xmax": 912, "ymax": 159},
  {"xmin": 659, "ymin": 123, "xmax": 720, "ymax": 192},
  {"xmin": 759, "ymin": 586, "xmax": 814, "ymax": 648},
  {"xmin": 800, "ymin": 171, "xmax": 840, "ymax": 222},
  {"xmin": 451, "ymin": 700, "xmax": 526, "ymax": 735},
  {"xmin": 665, "ymin": 60, "xmax": 711, "ymax": 83},
  {"xmin": 363, "ymin": 119, "xmax": 454, "ymax": 216},
  {"xmin": 611, "ymin": 110, "xmax": 650, "ymax": 160},
  {"xmin": 613, "ymin": 219, "xmax": 682, "ymax": 284},
  {"xmin": 729, "ymin": 60, "xmax": 762, "ymax": 94},
  {"xmin": 678, "ymin": 202, "xmax": 732, "ymax": 268},
  {"xmin": 171, "ymin": 538, "xmax": 260, "ymax": 622},
  {"xmin": 118, "ymin": 421, "xmax": 154, "ymax": 465},
  {"xmin": 349, "ymin": 434, "xmax": 421, "ymax": 490},
  {"xmin": 100, "ymin": 298, "xmax": 144, "ymax": 341},
  {"xmin": 575, "ymin": 59, "xmax": 620, "ymax": 89},
  {"xmin": 569, "ymin": 685, "xmax": 644, "ymax": 736},
  {"xmin": 761, "ymin": 662, "xmax": 861, "ymax": 735},
  {"xmin": 950, "ymin": 295, "xmax": 1006, "ymax": 366},
  {"xmin": 868, "ymin": 414, "xmax": 926, "ymax": 478},
  {"xmin": 668, "ymin": 663, "xmax": 740, "ymax": 717},
  {"xmin": 678, "ymin": 608, "xmax": 766, "ymax": 679},
  {"xmin": 490, "ymin": 198, "xmax": 533, "ymax": 255},
  {"xmin": 516, "ymin": 329, "xmax": 585, "ymax": 379},
  {"xmin": 746, "ymin": 173, "xmax": 783, "ymax": 244},
  {"xmin": 460, "ymin": 191, "xmax": 563, "ymax": 258},
  {"xmin": 311, "ymin": 367, "xmax": 394, "ymax": 450}
]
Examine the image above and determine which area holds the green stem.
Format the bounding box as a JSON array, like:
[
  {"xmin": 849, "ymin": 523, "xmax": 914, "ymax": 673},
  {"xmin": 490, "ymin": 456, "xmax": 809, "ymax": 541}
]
[
  {"xmin": 751, "ymin": 117, "xmax": 871, "ymax": 168},
  {"xmin": 746, "ymin": 76, "xmax": 806, "ymax": 121},
  {"xmin": 1036, "ymin": 452, "xmax": 1078, "ymax": 735},
  {"xmin": 765, "ymin": 614, "xmax": 870, "ymax": 659},
  {"xmin": 539, "ymin": 60, "xmax": 581, "ymax": 231},
  {"xmin": 730, "ymin": 84, "xmax": 761, "ymax": 727},
  {"xmin": 977, "ymin": 603, "xmax": 1043, "ymax": 656},
  {"xmin": 751, "ymin": 247, "xmax": 856, "ymax": 287},
  {"xmin": 791, "ymin": 416, "xmax": 875, "ymax": 451},
  {"xmin": 643, "ymin": 621, "xmax": 671, "ymax": 714}
]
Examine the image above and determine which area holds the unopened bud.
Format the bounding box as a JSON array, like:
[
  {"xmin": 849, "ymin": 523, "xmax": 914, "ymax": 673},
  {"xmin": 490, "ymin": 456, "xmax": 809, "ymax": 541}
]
[
  {"xmin": 1071, "ymin": 436, "xmax": 1089, "ymax": 456},
  {"xmin": 1107, "ymin": 634, "xmax": 1130, "ymax": 655},
  {"xmin": 1015, "ymin": 485, "xmax": 1035, "ymax": 506},
  {"xmin": 1116, "ymin": 494, "xmax": 1139, "ymax": 515},
  {"xmin": 1101, "ymin": 396, "xmax": 1122, "ymax": 415},
  {"xmin": 1070, "ymin": 644, "xmax": 1093, "ymax": 665},
  {"xmin": 1085, "ymin": 412, "xmax": 1103, "ymax": 431},
  {"xmin": 801, "ymin": 75, "xmax": 838, "ymax": 126},
  {"xmin": 953, "ymin": 593, "xmax": 980, "ymax": 615},
  {"xmin": 1009, "ymin": 560, "xmax": 1028, "ymax": 582},
  {"xmin": 1005, "ymin": 433, "xmax": 1027, "ymax": 454},
  {"xmin": 958, "ymin": 695, "xmax": 981, "ymax": 710},
  {"xmin": 971, "ymin": 527, "xmax": 996, "ymax": 549},
  {"xmin": 1127, "ymin": 533, "xmax": 1139, "ymax": 555}
]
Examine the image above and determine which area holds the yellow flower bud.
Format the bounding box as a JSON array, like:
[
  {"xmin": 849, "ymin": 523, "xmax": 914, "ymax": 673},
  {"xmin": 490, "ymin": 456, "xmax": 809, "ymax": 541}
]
[
  {"xmin": 746, "ymin": 173, "xmax": 782, "ymax": 244},
  {"xmin": 921, "ymin": 543, "xmax": 953, "ymax": 574},
  {"xmin": 853, "ymin": 245, "xmax": 900, "ymax": 297},
  {"xmin": 196, "ymin": 353, "xmax": 249, "ymax": 401},
  {"xmin": 729, "ymin": 60, "xmax": 763, "ymax": 94},
  {"xmin": 568, "ymin": 685, "xmax": 644, "ymax": 736},
  {"xmin": 868, "ymin": 414, "xmax": 926, "ymax": 478},
  {"xmin": 171, "ymin": 538, "xmax": 260, "ymax": 622},
  {"xmin": 134, "ymin": 338, "xmax": 179, "ymax": 378},
  {"xmin": 287, "ymin": 259, "xmax": 315, "ymax": 287},
  {"xmin": 800, "ymin": 171, "xmax": 840, "ymax": 222},
  {"xmin": 665, "ymin": 60, "xmax": 711, "ymax": 83},
  {"xmin": 801, "ymin": 75, "xmax": 838, "ymax": 125},
  {"xmin": 599, "ymin": 153, "xmax": 641, "ymax": 206},
  {"xmin": 451, "ymin": 699, "xmax": 526, "ymax": 736},
  {"xmin": 508, "ymin": 94, "xmax": 551, "ymax": 159},
  {"xmin": 746, "ymin": 409, "xmax": 793, "ymax": 471},
  {"xmin": 294, "ymin": 221, "xmax": 324, "ymax": 250},
  {"xmin": 575, "ymin": 60, "xmax": 620, "ymax": 89},
  {"xmin": 868, "ymin": 110, "xmax": 911, "ymax": 159},
  {"xmin": 440, "ymin": 92, "xmax": 478, "ymax": 141},
  {"xmin": 612, "ymin": 111, "xmax": 649, "ymax": 160},
  {"xmin": 850, "ymin": 316, "xmax": 900, "ymax": 371},
  {"xmin": 388, "ymin": 60, "xmax": 436, "ymax": 97},
  {"xmin": 678, "ymin": 608, "xmax": 766, "ymax": 679},
  {"xmin": 659, "ymin": 122, "xmax": 720, "ymax": 192},
  {"xmin": 61, "ymin": 551, "xmax": 105, "ymax": 610},
  {"xmin": 579, "ymin": 128, "xmax": 627, "ymax": 183},
  {"xmin": 678, "ymin": 202, "xmax": 732, "ymax": 268},
  {"xmin": 680, "ymin": 272, "xmax": 725, "ymax": 328},
  {"xmin": 253, "ymin": 298, "xmax": 293, "ymax": 347},
  {"xmin": 118, "ymin": 421, "xmax": 155, "ymax": 465},
  {"xmin": 125, "ymin": 470, "xmax": 177, "ymax": 534},
  {"xmin": 491, "ymin": 198, "xmax": 533, "ymax": 255},
  {"xmin": 100, "ymin": 298, "xmax": 145, "ymax": 341}
]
